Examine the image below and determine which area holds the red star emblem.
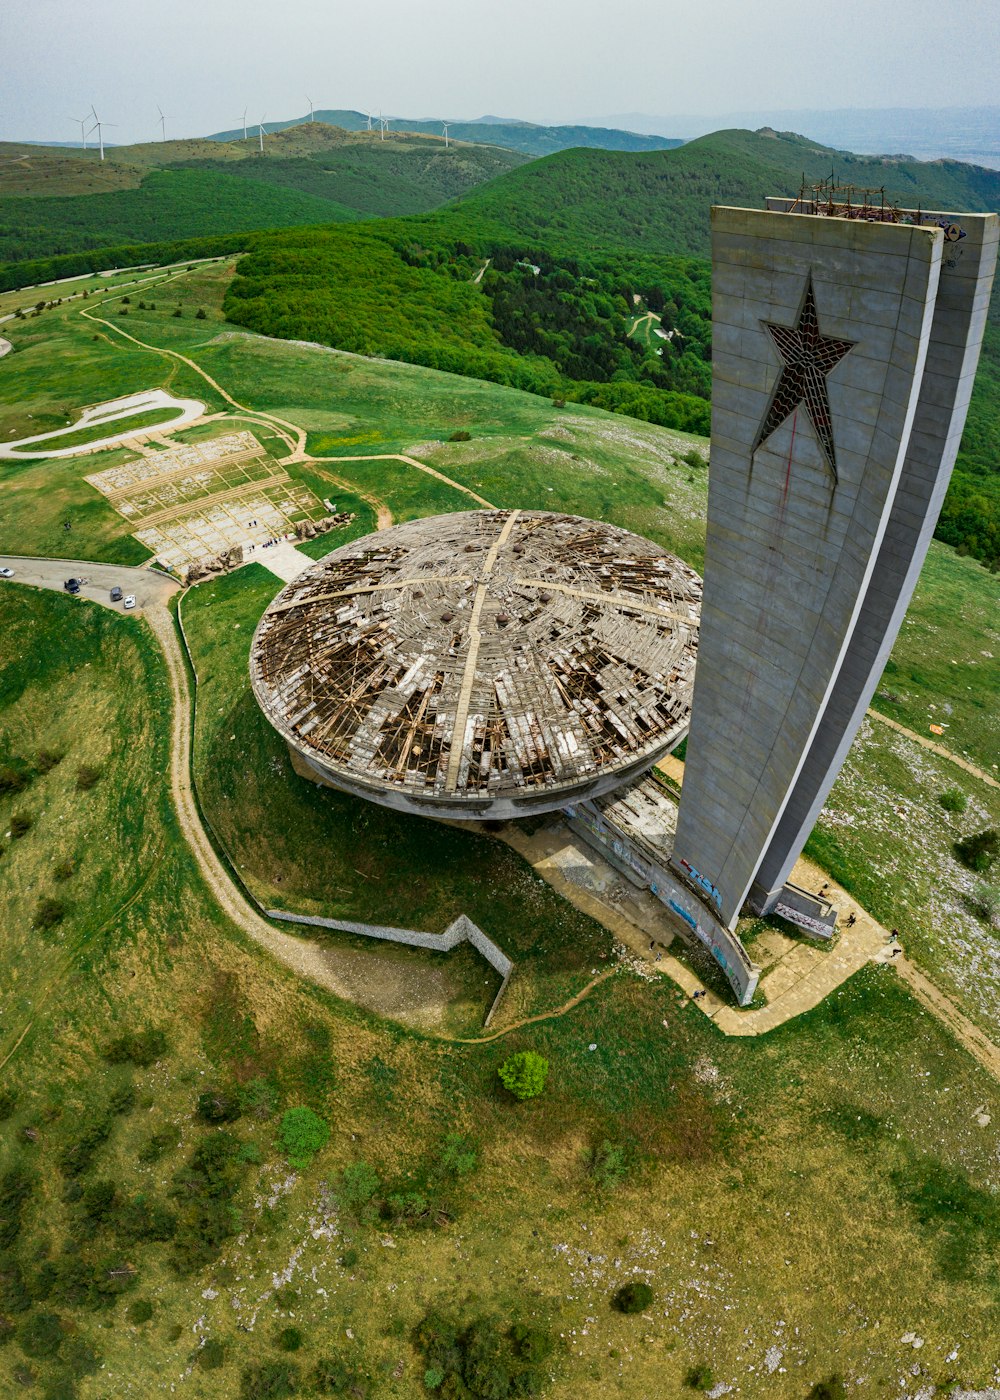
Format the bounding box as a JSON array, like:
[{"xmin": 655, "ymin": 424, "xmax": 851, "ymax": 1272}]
[{"xmin": 752, "ymin": 277, "xmax": 854, "ymax": 482}]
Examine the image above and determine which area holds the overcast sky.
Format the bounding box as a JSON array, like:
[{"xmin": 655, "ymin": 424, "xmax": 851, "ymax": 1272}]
[{"xmin": 2, "ymin": 0, "xmax": 997, "ymax": 145}]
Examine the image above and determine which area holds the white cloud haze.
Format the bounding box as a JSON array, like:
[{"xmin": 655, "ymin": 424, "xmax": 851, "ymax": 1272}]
[{"xmin": 1, "ymin": 0, "xmax": 997, "ymax": 144}]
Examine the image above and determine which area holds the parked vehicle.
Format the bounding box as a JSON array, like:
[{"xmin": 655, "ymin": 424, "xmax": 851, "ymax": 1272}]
[
  {"xmin": 0, "ymin": 567, "xmax": 13, "ymax": 578},
  {"xmin": 110, "ymin": 585, "xmax": 123, "ymax": 602},
  {"xmin": 123, "ymin": 594, "xmax": 137, "ymax": 610},
  {"xmin": 64, "ymin": 578, "xmax": 80, "ymax": 593}
]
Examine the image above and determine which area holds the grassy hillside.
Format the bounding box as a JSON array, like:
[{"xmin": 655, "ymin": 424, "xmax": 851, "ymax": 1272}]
[
  {"xmin": 168, "ymin": 142, "xmax": 522, "ymax": 219},
  {"xmin": 208, "ymin": 109, "xmax": 686, "ymax": 156},
  {"xmin": 0, "ymin": 169, "xmax": 358, "ymax": 264},
  {"xmin": 451, "ymin": 127, "xmax": 1000, "ymax": 258}
]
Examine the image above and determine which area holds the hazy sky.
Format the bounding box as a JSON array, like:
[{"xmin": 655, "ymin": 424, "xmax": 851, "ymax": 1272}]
[{"xmin": 2, "ymin": 0, "xmax": 997, "ymax": 145}]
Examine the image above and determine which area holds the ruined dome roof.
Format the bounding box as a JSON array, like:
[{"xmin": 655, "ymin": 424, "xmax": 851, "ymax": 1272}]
[{"xmin": 250, "ymin": 510, "xmax": 701, "ymax": 819}]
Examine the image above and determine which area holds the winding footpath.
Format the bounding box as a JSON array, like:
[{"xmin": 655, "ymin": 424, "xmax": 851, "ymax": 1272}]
[{"xmin": 2, "ymin": 276, "xmax": 997, "ymax": 1073}]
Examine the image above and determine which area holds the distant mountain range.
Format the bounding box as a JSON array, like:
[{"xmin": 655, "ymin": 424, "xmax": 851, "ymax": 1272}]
[
  {"xmin": 607, "ymin": 106, "xmax": 1000, "ymax": 169},
  {"xmin": 205, "ymin": 111, "xmax": 684, "ymax": 158}
]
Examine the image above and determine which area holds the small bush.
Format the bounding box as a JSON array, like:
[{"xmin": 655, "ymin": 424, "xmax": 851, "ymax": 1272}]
[
  {"xmin": 589, "ymin": 1139, "xmax": 633, "ymax": 1192},
  {"xmin": 18, "ymin": 1310, "xmax": 63, "ymax": 1357},
  {"xmin": 75, "ymin": 765, "xmax": 102, "ymax": 792},
  {"xmin": 277, "ymin": 1326, "xmax": 302, "ymax": 1352},
  {"xmin": 955, "ymin": 828, "xmax": 999, "ymax": 873},
  {"xmin": 338, "ymin": 1248, "xmax": 358, "ymax": 1269},
  {"xmin": 448, "ymin": 429, "xmax": 471, "ymax": 441},
  {"xmin": 198, "ymin": 1338, "xmax": 226, "ymax": 1369},
  {"xmin": 120, "ymin": 296, "xmax": 130, "ymax": 303},
  {"xmin": 278, "ymin": 1107, "xmax": 329, "ymax": 1169},
  {"xmin": 54, "ymin": 860, "xmax": 76, "ymax": 882},
  {"xmin": 939, "ymin": 787, "xmax": 968, "ymax": 813},
  {"xmin": 684, "ymin": 1363, "xmax": 715, "ymax": 1391},
  {"xmin": 498, "ymin": 1051, "xmax": 548, "ymax": 1101},
  {"xmin": 9, "ymin": 812, "xmax": 33, "ymax": 838},
  {"xmin": 196, "ymin": 308, "xmax": 207, "ymax": 320},
  {"xmin": 612, "ymin": 1281, "xmax": 653, "ymax": 1314},
  {"xmin": 0, "ymin": 1089, "xmax": 17, "ymax": 1121},
  {"xmin": 197, "ymin": 1089, "xmax": 242, "ymax": 1124},
  {"xmin": 33, "ymin": 897, "xmax": 67, "ymax": 931},
  {"xmin": 808, "ymin": 1378, "xmax": 846, "ymax": 1400},
  {"xmin": 335, "ymin": 1162, "xmax": 380, "ymax": 1225},
  {"xmin": 240, "ymin": 1360, "xmax": 300, "ymax": 1398},
  {"xmin": 138, "ymin": 1124, "xmax": 181, "ymax": 1162},
  {"xmin": 970, "ymin": 883, "xmax": 1000, "ymax": 924},
  {"xmin": 424, "ymin": 1368, "xmax": 444, "ymax": 1390},
  {"xmin": 172, "ymin": 308, "xmax": 183, "ymax": 318},
  {"xmin": 0, "ymin": 763, "xmax": 30, "ymax": 794},
  {"xmin": 273, "ymin": 1286, "xmax": 299, "ymax": 1310},
  {"xmin": 126, "ymin": 1298, "xmax": 153, "ymax": 1325},
  {"xmin": 103, "ymin": 1029, "xmax": 167, "ymax": 1066},
  {"xmin": 314, "ymin": 1355, "xmax": 368, "ymax": 1394}
]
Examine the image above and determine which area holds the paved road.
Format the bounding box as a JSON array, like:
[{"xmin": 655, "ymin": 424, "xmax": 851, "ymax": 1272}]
[{"xmin": 0, "ymin": 555, "xmax": 178, "ymax": 613}]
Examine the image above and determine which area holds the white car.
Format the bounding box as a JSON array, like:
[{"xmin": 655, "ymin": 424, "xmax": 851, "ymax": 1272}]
[
  {"xmin": 123, "ymin": 594, "xmax": 137, "ymax": 610},
  {"xmin": 0, "ymin": 567, "xmax": 13, "ymax": 578}
]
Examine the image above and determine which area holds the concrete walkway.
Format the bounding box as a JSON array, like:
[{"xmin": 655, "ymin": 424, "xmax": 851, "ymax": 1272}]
[{"xmin": 255, "ymin": 539, "xmax": 315, "ymax": 582}]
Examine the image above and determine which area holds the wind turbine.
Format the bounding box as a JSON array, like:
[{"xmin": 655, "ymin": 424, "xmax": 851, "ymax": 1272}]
[
  {"xmin": 442, "ymin": 121, "xmax": 450, "ymax": 149},
  {"xmin": 379, "ymin": 112, "xmax": 389, "ymax": 142},
  {"xmin": 366, "ymin": 112, "xmax": 373, "ymax": 133},
  {"xmin": 71, "ymin": 114, "xmax": 89, "ymax": 151},
  {"xmin": 242, "ymin": 107, "xmax": 248, "ymax": 141},
  {"xmin": 88, "ymin": 107, "xmax": 115, "ymax": 162},
  {"xmin": 258, "ymin": 117, "xmax": 267, "ymax": 154},
  {"xmin": 156, "ymin": 105, "xmax": 170, "ymax": 142},
  {"xmin": 306, "ymin": 95, "xmax": 315, "ymax": 124}
]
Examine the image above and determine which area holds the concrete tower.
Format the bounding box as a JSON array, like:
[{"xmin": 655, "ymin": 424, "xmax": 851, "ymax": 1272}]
[{"xmin": 671, "ymin": 199, "xmax": 998, "ymax": 932}]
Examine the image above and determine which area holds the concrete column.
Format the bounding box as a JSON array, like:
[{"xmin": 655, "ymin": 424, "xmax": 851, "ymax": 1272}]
[
  {"xmin": 671, "ymin": 205, "xmax": 944, "ymax": 928},
  {"xmin": 749, "ymin": 210, "xmax": 999, "ymax": 911}
]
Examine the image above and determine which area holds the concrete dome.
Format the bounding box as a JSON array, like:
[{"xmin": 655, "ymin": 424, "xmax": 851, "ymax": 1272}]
[{"xmin": 250, "ymin": 510, "xmax": 701, "ymax": 819}]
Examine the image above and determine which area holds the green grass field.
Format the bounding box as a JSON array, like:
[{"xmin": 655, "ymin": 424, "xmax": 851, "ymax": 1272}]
[
  {"xmin": 2, "ymin": 591, "xmax": 1000, "ymax": 1399},
  {"xmin": 1, "ymin": 254, "xmax": 999, "ymax": 1396}
]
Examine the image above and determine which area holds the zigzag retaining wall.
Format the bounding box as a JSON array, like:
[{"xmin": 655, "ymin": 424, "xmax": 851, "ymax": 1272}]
[{"xmin": 266, "ymin": 910, "xmax": 513, "ymax": 1026}]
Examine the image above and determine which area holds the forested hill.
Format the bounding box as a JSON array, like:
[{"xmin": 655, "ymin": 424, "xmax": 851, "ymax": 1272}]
[
  {"xmin": 450, "ymin": 128, "xmax": 1000, "ymax": 258},
  {"xmin": 207, "ymin": 110, "xmax": 684, "ymax": 158}
]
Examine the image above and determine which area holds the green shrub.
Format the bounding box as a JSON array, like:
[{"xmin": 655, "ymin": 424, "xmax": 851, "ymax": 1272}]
[
  {"xmin": 413, "ymin": 1309, "xmax": 555, "ymax": 1399},
  {"xmin": 498, "ymin": 1050, "xmax": 548, "ymax": 1101},
  {"xmin": 589, "ymin": 1139, "xmax": 632, "ymax": 1192},
  {"xmin": 0, "ymin": 1315, "xmax": 14, "ymax": 1346},
  {"xmin": 939, "ymin": 787, "xmax": 968, "ymax": 813},
  {"xmin": 240, "ymin": 1360, "xmax": 300, "ymax": 1398},
  {"xmin": 684, "ymin": 1363, "xmax": 715, "ymax": 1391},
  {"xmin": 75, "ymin": 765, "xmax": 102, "ymax": 792},
  {"xmin": 970, "ymin": 883, "xmax": 1000, "ymax": 923},
  {"xmin": 126, "ymin": 1298, "xmax": 154, "ymax": 1325},
  {"xmin": 808, "ymin": 1378, "xmax": 846, "ymax": 1400},
  {"xmin": 448, "ymin": 429, "xmax": 472, "ymax": 441},
  {"xmin": 0, "ymin": 1164, "xmax": 35, "ymax": 1249},
  {"xmin": 33, "ymin": 897, "xmax": 67, "ymax": 931},
  {"xmin": 338, "ymin": 1248, "xmax": 358, "ymax": 1269},
  {"xmin": 0, "ymin": 763, "xmax": 30, "ymax": 794},
  {"xmin": 278, "ymin": 1107, "xmax": 329, "ymax": 1169},
  {"xmin": 612, "ymin": 1280, "xmax": 653, "ymax": 1314},
  {"xmin": 336, "ymin": 1161, "xmax": 380, "ymax": 1224},
  {"xmin": 138, "ymin": 1124, "xmax": 181, "ymax": 1162},
  {"xmin": 9, "ymin": 812, "xmax": 33, "ymax": 838},
  {"xmin": 103, "ymin": 1029, "xmax": 167, "ymax": 1066},
  {"xmin": 197, "ymin": 1089, "xmax": 242, "ymax": 1124},
  {"xmin": 18, "ymin": 1310, "xmax": 64, "ymax": 1357},
  {"xmin": 58, "ymin": 1114, "xmax": 112, "ymax": 1177},
  {"xmin": 313, "ymin": 1355, "xmax": 368, "ymax": 1394},
  {"xmin": 198, "ymin": 1338, "xmax": 226, "ymax": 1369},
  {"xmin": 172, "ymin": 308, "xmax": 183, "ymax": 317},
  {"xmin": 273, "ymin": 1286, "xmax": 299, "ymax": 1310},
  {"xmin": 108, "ymin": 1083, "xmax": 136, "ymax": 1116},
  {"xmin": 0, "ymin": 1089, "xmax": 17, "ymax": 1122},
  {"xmin": 955, "ymin": 828, "xmax": 999, "ymax": 872},
  {"xmin": 277, "ymin": 1326, "xmax": 302, "ymax": 1352},
  {"xmin": 196, "ymin": 307, "xmax": 207, "ymax": 319},
  {"xmin": 54, "ymin": 860, "xmax": 76, "ymax": 882},
  {"xmin": 424, "ymin": 1368, "xmax": 444, "ymax": 1389}
]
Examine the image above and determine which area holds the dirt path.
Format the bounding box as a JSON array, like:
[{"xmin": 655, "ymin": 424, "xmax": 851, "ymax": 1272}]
[
  {"xmin": 867, "ymin": 708, "xmax": 999, "ymax": 790},
  {"xmin": 320, "ymin": 452, "xmax": 496, "ymax": 510},
  {"xmin": 892, "ymin": 954, "xmax": 1000, "ymax": 1081},
  {"xmin": 449, "ymin": 968, "xmax": 618, "ymax": 1044}
]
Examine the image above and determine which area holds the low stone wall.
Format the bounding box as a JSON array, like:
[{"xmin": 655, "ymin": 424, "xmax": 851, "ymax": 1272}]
[{"xmin": 266, "ymin": 909, "xmax": 513, "ymax": 1025}]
